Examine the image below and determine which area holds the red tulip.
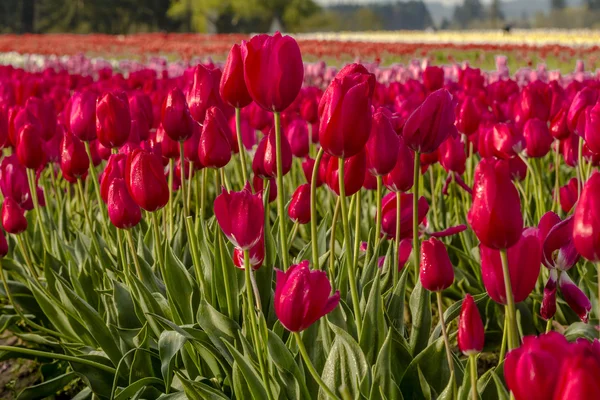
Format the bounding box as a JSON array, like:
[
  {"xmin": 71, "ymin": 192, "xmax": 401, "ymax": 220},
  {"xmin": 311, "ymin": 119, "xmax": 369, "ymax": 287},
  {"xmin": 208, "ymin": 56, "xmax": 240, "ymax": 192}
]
[
  {"xmin": 214, "ymin": 183, "xmax": 264, "ymax": 250},
  {"xmin": 129, "ymin": 93, "xmax": 154, "ymax": 138},
  {"xmin": 0, "ymin": 155, "xmax": 31, "ymax": 209},
  {"xmin": 199, "ymin": 106, "xmax": 233, "ymax": 169},
  {"xmin": 100, "ymin": 153, "xmax": 126, "ymax": 203},
  {"xmin": 69, "ymin": 91, "xmax": 97, "ymax": 141},
  {"xmin": 162, "ymin": 87, "xmax": 194, "ymax": 142},
  {"xmin": 552, "ymin": 339, "xmax": 600, "ymax": 399},
  {"xmin": 107, "ymin": 178, "xmax": 142, "ymax": 229},
  {"xmin": 505, "ymin": 332, "xmax": 569, "ymax": 400},
  {"xmin": 558, "ymin": 271, "xmax": 591, "ymax": 322},
  {"xmin": 288, "ymin": 184, "xmax": 310, "ymax": 224},
  {"xmin": 125, "ymin": 148, "xmax": 169, "ymax": 212},
  {"xmin": 156, "ymin": 124, "xmax": 179, "ymax": 160},
  {"xmin": 365, "ymin": 108, "xmax": 399, "ymax": 176},
  {"xmin": 187, "ymin": 64, "xmax": 223, "ymax": 123},
  {"xmin": 301, "ymin": 157, "xmax": 323, "ymax": 187},
  {"xmin": 456, "ymin": 96, "xmax": 480, "ymax": 136},
  {"xmin": 325, "ymin": 150, "xmax": 366, "ymax": 197},
  {"xmin": 550, "ymin": 107, "xmax": 569, "ymax": 140},
  {"xmin": 1, "ymin": 197, "xmax": 27, "ymax": 234},
  {"xmin": 252, "ymin": 175, "xmax": 277, "ymax": 203},
  {"xmin": 422, "ymin": 66, "xmax": 444, "ymax": 92},
  {"xmin": 559, "ymin": 177, "xmax": 578, "ymax": 214},
  {"xmin": 403, "ymin": 88, "xmax": 456, "ymax": 154},
  {"xmin": 458, "ymin": 294, "xmax": 484, "ymax": 355},
  {"xmin": 274, "ymin": 260, "xmax": 340, "ymax": 332},
  {"xmin": 567, "ymin": 87, "xmax": 597, "ymax": 135},
  {"xmin": 439, "ymin": 135, "xmax": 466, "ymax": 175},
  {"xmin": 419, "ymin": 238, "xmax": 454, "ymax": 291},
  {"xmin": 584, "ymin": 102, "xmax": 600, "ymax": 154},
  {"xmin": 480, "ymin": 228, "xmax": 541, "ymax": 304},
  {"xmin": 233, "ymin": 236, "xmax": 265, "ymax": 270},
  {"xmin": 300, "ymin": 88, "xmax": 320, "ymax": 124},
  {"xmin": 261, "ymin": 128, "xmax": 292, "ymax": 177},
  {"xmin": 220, "ymin": 44, "xmax": 252, "ymax": 109},
  {"xmin": 490, "ymin": 123, "xmax": 523, "ymax": 160},
  {"xmin": 228, "ymin": 115, "xmax": 256, "ymax": 152},
  {"xmin": 241, "ymin": 32, "xmax": 304, "ymax": 112},
  {"xmin": 573, "ymin": 172, "xmax": 600, "ymax": 261},
  {"xmin": 520, "ymin": 81, "xmax": 551, "ymax": 122},
  {"xmin": 16, "ymin": 124, "xmax": 44, "ymax": 170},
  {"xmin": 286, "ymin": 118, "xmax": 309, "ymax": 158},
  {"xmin": 541, "ymin": 215, "xmax": 580, "ymax": 271},
  {"xmin": 468, "ymin": 158, "xmax": 523, "ymax": 250},
  {"xmin": 247, "ymin": 101, "xmax": 271, "ymax": 131},
  {"xmin": 383, "ymin": 136, "xmax": 414, "ymax": 192},
  {"xmin": 380, "ymin": 192, "xmax": 429, "ymax": 240},
  {"xmin": 60, "ymin": 131, "xmax": 89, "ymax": 179},
  {"xmin": 540, "ymin": 269, "xmax": 558, "ymax": 321},
  {"xmin": 26, "ymin": 97, "xmax": 56, "ymax": 140},
  {"xmin": 96, "ymin": 91, "xmax": 131, "ymax": 148},
  {"xmin": 523, "ymin": 118, "xmax": 553, "ymax": 158},
  {"xmin": 319, "ymin": 63, "xmax": 375, "ymax": 158}
]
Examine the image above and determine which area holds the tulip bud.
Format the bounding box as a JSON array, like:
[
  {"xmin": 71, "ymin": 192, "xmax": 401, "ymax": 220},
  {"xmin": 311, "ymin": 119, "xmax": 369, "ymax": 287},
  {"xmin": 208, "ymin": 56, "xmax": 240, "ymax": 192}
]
[
  {"xmin": 288, "ymin": 184, "xmax": 311, "ymax": 224},
  {"xmin": 252, "ymin": 175, "xmax": 277, "ymax": 203},
  {"xmin": 233, "ymin": 236, "xmax": 265, "ymax": 270},
  {"xmin": 70, "ymin": 91, "xmax": 97, "ymax": 141},
  {"xmin": 16, "ymin": 124, "xmax": 44, "ymax": 170},
  {"xmin": 129, "ymin": 93, "xmax": 154, "ymax": 138},
  {"xmin": 60, "ymin": 131, "xmax": 89, "ymax": 179},
  {"xmin": 325, "ymin": 150, "xmax": 366, "ymax": 197},
  {"xmin": 274, "ymin": 260, "xmax": 340, "ymax": 332},
  {"xmin": 520, "ymin": 81, "xmax": 551, "ymax": 122},
  {"xmin": 523, "ymin": 118, "xmax": 553, "ymax": 158},
  {"xmin": 199, "ymin": 106, "xmax": 233, "ymax": 169},
  {"xmin": 559, "ymin": 177, "xmax": 578, "ymax": 214},
  {"xmin": 319, "ymin": 63, "xmax": 375, "ymax": 158},
  {"xmin": 2, "ymin": 197, "xmax": 27, "ymax": 234},
  {"xmin": 573, "ymin": 172, "xmax": 600, "ymax": 261},
  {"xmin": 404, "ymin": 89, "xmax": 457, "ymax": 154},
  {"xmin": 490, "ymin": 123, "xmax": 523, "ymax": 160},
  {"xmin": 187, "ymin": 64, "xmax": 223, "ymax": 123},
  {"xmin": 125, "ymin": 148, "xmax": 169, "ymax": 212},
  {"xmin": 458, "ymin": 294, "xmax": 484, "ymax": 355},
  {"xmin": 247, "ymin": 101, "xmax": 271, "ymax": 131},
  {"xmin": 285, "ymin": 119, "xmax": 309, "ymax": 158},
  {"xmin": 423, "ymin": 66, "xmax": 444, "ymax": 92},
  {"xmin": 107, "ymin": 178, "xmax": 142, "ymax": 229},
  {"xmin": 214, "ymin": 183, "xmax": 264, "ymax": 250},
  {"xmin": 439, "ymin": 135, "xmax": 466, "ymax": 175},
  {"xmin": 585, "ymin": 102, "xmax": 600, "ymax": 154},
  {"xmin": 300, "ymin": 88, "xmax": 320, "ymax": 124},
  {"xmin": 302, "ymin": 157, "xmax": 323, "ymax": 187},
  {"xmin": 100, "ymin": 153, "xmax": 126, "ymax": 203},
  {"xmin": 550, "ymin": 107, "xmax": 569, "ymax": 140},
  {"xmin": 365, "ymin": 109, "xmax": 399, "ymax": 176},
  {"xmin": 241, "ymin": 32, "xmax": 304, "ymax": 112},
  {"xmin": 558, "ymin": 271, "xmax": 591, "ymax": 322},
  {"xmin": 162, "ymin": 87, "xmax": 194, "ymax": 142},
  {"xmin": 26, "ymin": 97, "xmax": 56, "ymax": 140},
  {"xmin": 567, "ymin": 87, "xmax": 598, "ymax": 135},
  {"xmin": 0, "ymin": 155, "xmax": 31, "ymax": 209},
  {"xmin": 380, "ymin": 192, "xmax": 429, "ymax": 240},
  {"xmin": 228, "ymin": 115, "xmax": 256, "ymax": 153},
  {"xmin": 96, "ymin": 91, "xmax": 131, "ymax": 149},
  {"xmin": 456, "ymin": 96, "xmax": 480, "ymax": 136},
  {"xmin": 480, "ymin": 228, "xmax": 541, "ymax": 304},
  {"xmin": 262, "ymin": 129, "xmax": 292, "ymax": 177},
  {"xmin": 220, "ymin": 44, "xmax": 252, "ymax": 109},
  {"xmin": 468, "ymin": 158, "xmax": 523, "ymax": 250},
  {"xmin": 419, "ymin": 238, "xmax": 454, "ymax": 291}
]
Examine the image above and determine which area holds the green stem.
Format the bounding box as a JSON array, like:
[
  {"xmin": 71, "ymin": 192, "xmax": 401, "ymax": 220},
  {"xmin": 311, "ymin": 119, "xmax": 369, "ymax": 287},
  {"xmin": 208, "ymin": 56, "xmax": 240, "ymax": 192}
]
[
  {"xmin": 26, "ymin": 168, "xmax": 50, "ymax": 251},
  {"xmin": 469, "ymin": 353, "xmax": 478, "ymax": 400},
  {"xmin": 179, "ymin": 142, "xmax": 189, "ymax": 218},
  {"xmin": 597, "ymin": 262, "xmax": 600, "ymax": 339},
  {"xmin": 337, "ymin": 157, "xmax": 362, "ymax": 335},
  {"xmin": 553, "ymin": 141, "xmax": 561, "ymax": 214},
  {"xmin": 413, "ymin": 153, "xmax": 421, "ymax": 272},
  {"xmin": 311, "ymin": 148, "xmax": 325, "ymax": 269},
  {"xmin": 394, "ymin": 191, "xmax": 401, "ymax": 286},
  {"xmin": 545, "ymin": 318, "xmax": 553, "ymax": 333},
  {"xmin": 353, "ymin": 190, "xmax": 362, "ymax": 270},
  {"xmin": 500, "ymin": 248, "xmax": 518, "ymax": 350},
  {"xmin": 375, "ymin": 176, "xmax": 383, "ymax": 250},
  {"xmin": 274, "ymin": 112, "xmax": 289, "ymax": 269},
  {"xmin": 76, "ymin": 178, "xmax": 101, "ymax": 255},
  {"xmin": 498, "ymin": 315, "xmax": 508, "ymax": 363},
  {"xmin": 288, "ymin": 221, "xmax": 300, "ymax": 249},
  {"xmin": 151, "ymin": 211, "xmax": 165, "ymax": 277},
  {"xmin": 83, "ymin": 141, "xmax": 106, "ymax": 225},
  {"xmin": 329, "ymin": 197, "xmax": 341, "ymax": 281},
  {"xmin": 578, "ymin": 136, "xmax": 584, "ymax": 198},
  {"xmin": 16, "ymin": 235, "xmax": 39, "ymax": 285},
  {"xmin": 294, "ymin": 332, "xmax": 341, "ymax": 400},
  {"xmin": 200, "ymin": 168, "xmax": 207, "ymax": 221},
  {"xmin": 168, "ymin": 159, "xmax": 174, "ymax": 240},
  {"xmin": 124, "ymin": 229, "xmax": 142, "ymax": 278},
  {"xmin": 235, "ymin": 108, "xmax": 249, "ymax": 185},
  {"xmin": 0, "ymin": 345, "xmax": 116, "ymax": 374},
  {"xmin": 437, "ymin": 292, "xmax": 455, "ymax": 374}
]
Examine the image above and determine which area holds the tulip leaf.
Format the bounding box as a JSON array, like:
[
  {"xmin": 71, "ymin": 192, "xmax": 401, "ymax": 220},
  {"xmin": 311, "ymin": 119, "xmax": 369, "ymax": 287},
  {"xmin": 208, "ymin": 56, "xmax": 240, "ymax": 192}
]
[
  {"xmin": 70, "ymin": 353, "xmax": 120, "ymax": 398},
  {"xmin": 196, "ymin": 299, "xmax": 241, "ymax": 364},
  {"xmin": 369, "ymin": 330, "xmax": 403, "ymax": 400},
  {"xmin": 163, "ymin": 245, "xmax": 195, "ymax": 325},
  {"xmin": 359, "ymin": 271, "xmax": 386, "ymax": 364},
  {"xmin": 409, "ymin": 281, "xmax": 432, "ymax": 356},
  {"xmin": 114, "ymin": 377, "xmax": 165, "ymax": 400},
  {"xmin": 223, "ymin": 341, "xmax": 269, "ymax": 400},
  {"xmin": 17, "ymin": 371, "xmax": 78, "ymax": 400},
  {"xmin": 386, "ymin": 267, "xmax": 409, "ymax": 335},
  {"xmin": 267, "ymin": 330, "xmax": 311, "ymax": 399},
  {"xmin": 564, "ymin": 321, "xmax": 599, "ymax": 342},
  {"xmin": 158, "ymin": 330, "xmax": 187, "ymax": 391},
  {"xmin": 177, "ymin": 373, "xmax": 229, "ymax": 400}
]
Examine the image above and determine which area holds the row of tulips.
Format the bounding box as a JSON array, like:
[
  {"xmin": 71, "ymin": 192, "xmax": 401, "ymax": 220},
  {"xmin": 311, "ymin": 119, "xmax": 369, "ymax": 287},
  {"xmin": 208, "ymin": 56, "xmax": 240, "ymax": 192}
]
[{"xmin": 1, "ymin": 31, "xmax": 600, "ymax": 400}]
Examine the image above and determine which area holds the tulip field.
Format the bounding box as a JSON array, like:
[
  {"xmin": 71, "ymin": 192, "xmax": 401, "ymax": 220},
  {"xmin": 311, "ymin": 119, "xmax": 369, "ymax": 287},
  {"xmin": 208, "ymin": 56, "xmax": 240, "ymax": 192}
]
[{"xmin": 1, "ymin": 31, "xmax": 600, "ymax": 400}]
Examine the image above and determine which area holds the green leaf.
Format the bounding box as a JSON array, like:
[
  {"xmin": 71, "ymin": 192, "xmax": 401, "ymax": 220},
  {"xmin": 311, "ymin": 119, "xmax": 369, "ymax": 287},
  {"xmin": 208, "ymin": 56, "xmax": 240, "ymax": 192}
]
[
  {"xmin": 177, "ymin": 373, "xmax": 229, "ymax": 400},
  {"xmin": 158, "ymin": 330, "xmax": 188, "ymax": 391},
  {"xmin": 369, "ymin": 331, "xmax": 402, "ymax": 400},
  {"xmin": 163, "ymin": 246, "xmax": 196, "ymax": 325},
  {"xmin": 223, "ymin": 341, "xmax": 268, "ymax": 400},
  {"xmin": 267, "ymin": 330, "xmax": 311, "ymax": 399},
  {"xmin": 17, "ymin": 372, "xmax": 77, "ymax": 400},
  {"xmin": 114, "ymin": 377, "xmax": 165, "ymax": 400},
  {"xmin": 386, "ymin": 268, "xmax": 409, "ymax": 335},
  {"xmin": 359, "ymin": 272, "xmax": 386, "ymax": 364},
  {"xmin": 196, "ymin": 299, "xmax": 241, "ymax": 364},
  {"xmin": 564, "ymin": 322, "xmax": 598, "ymax": 342},
  {"xmin": 408, "ymin": 282, "xmax": 431, "ymax": 356}
]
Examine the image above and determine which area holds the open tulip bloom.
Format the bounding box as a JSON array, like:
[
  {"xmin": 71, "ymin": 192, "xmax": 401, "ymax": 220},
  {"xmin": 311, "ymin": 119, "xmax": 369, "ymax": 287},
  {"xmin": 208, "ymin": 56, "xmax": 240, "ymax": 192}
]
[{"xmin": 3, "ymin": 33, "xmax": 600, "ymax": 400}]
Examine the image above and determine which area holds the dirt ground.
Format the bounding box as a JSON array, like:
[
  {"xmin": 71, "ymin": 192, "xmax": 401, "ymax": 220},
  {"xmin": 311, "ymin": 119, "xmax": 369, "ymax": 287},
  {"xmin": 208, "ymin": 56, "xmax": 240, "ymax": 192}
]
[{"xmin": 0, "ymin": 331, "xmax": 40, "ymax": 400}]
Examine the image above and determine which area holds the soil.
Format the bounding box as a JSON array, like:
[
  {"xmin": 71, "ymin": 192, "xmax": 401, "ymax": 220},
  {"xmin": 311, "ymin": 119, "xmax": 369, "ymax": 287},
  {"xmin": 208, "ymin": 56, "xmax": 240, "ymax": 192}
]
[{"xmin": 0, "ymin": 331, "xmax": 41, "ymax": 400}]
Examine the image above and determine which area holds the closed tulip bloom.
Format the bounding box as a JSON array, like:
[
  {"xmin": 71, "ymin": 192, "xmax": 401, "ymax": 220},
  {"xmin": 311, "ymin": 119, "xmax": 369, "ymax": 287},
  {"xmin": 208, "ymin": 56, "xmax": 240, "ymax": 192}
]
[
  {"xmin": 69, "ymin": 91, "xmax": 97, "ymax": 141},
  {"xmin": 247, "ymin": 101, "xmax": 271, "ymax": 131},
  {"xmin": 439, "ymin": 135, "xmax": 466, "ymax": 175},
  {"xmin": 125, "ymin": 148, "xmax": 169, "ymax": 212},
  {"xmin": 505, "ymin": 332, "xmax": 569, "ymax": 400},
  {"xmin": 560, "ymin": 133, "xmax": 580, "ymax": 167},
  {"xmin": 584, "ymin": 102, "xmax": 600, "ymax": 154},
  {"xmin": 252, "ymin": 136, "xmax": 269, "ymax": 178},
  {"xmin": 383, "ymin": 136, "xmax": 414, "ymax": 192},
  {"xmin": 129, "ymin": 93, "xmax": 153, "ymax": 138},
  {"xmin": 262, "ymin": 128, "xmax": 292, "ymax": 177},
  {"xmin": 558, "ymin": 271, "xmax": 591, "ymax": 322},
  {"xmin": 228, "ymin": 116, "xmax": 256, "ymax": 152},
  {"xmin": 156, "ymin": 124, "xmax": 179, "ymax": 160},
  {"xmin": 550, "ymin": 107, "xmax": 569, "ymax": 140},
  {"xmin": 107, "ymin": 178, "xmax": 142, "ymax": 229},
  {"xmin": 573, "ymin": 172, "xmax": 600, "ymax": 261},
  {"xmin": 301, "ymin": 157, "xmax": 323, "ymax": 187},
  {"xmin": 558, "ymin": 177, "xmax": 578, "ymax": 214},
  {"xmin": 199, "ymin": 106, "xmax": 233, "ymax": 169},
  {"xmin": 100, "ymin": 153, "xmax": 126, "ymax": 203},
  {"xmin": 403, "ymin": 89, "xmax": 457, "ymax": 154},
  {"xmin": 567, "ymin": 87, "xmax": 598, "ymax": 135},
  {"xmin": 26, "ymin": 97, "xmax": 56, "ymax": 140},
  {"xmin": 286, "ymin": 118, "xmax": 309, "ymax": 158},
  {"xmin": 162, "ymin": 87, "xmax": 194, "ymax": 142},
  {"xmin": 319, "ymin": 64, "xmax": 376, "ymax": 158},
  {"xmin": 0, "ymin": 155, "xmax": 31, "ymax": 209},
  {"xmin": 233, "ymin": 236, "xmax": 265, "ymax": 270},
  {"xmin": 491, "ymin": 123, "xmax": 524, "ymax": 160},
  {"xmin": 214, "ymin": 183, "xmax": 264, "ymax": 250},
  {"xmin": 274, "ymin": 260, "xmax": 340, "ymax": 332},
  {"xmin": 10, "ymin": 107, "xmax": 42, "ymax": 149},
  {"xmin": 552, "ymin": 340, "xmax": 600, "ymax": 399},
  {"xmin": 300, "ymin": 89, "xmax": 320, "ymax": 124},
  {"xmin": 420, "ymin": 238, "xmax": 454, "ymax": 291},
  {"xmin": 325, "ymin": 149, "xmax": 366, "ymax": 196},
  {"xmin": 2, "ymin": 197, "xmax": 27, "ymax": 234},
  {"xmin": 365, "ymin": 108, "xmax": 399, "ymax": 176},
  {"xmin": 187, "ymin": 64, "xmax": 223, "ymax": 123},
  {"xmin": 96, "ymin": 91, "xmax": 131, "ymax": 148},
  {"xmin": 468, "ymin": 158, "xmax": 523, "ymax": 250},
  {"xmin": 520, "ymin": 81, "xmax": 551, "ymax": 122},
  {"xmin": 456, "ymin": 96, "xmax": 480, "ymax": 136},
  {"xmin": 480, "ymin": 228, "xmax": 541, "ymax": 304},
  {"xmin": 252, "ymin": 175, "xmax": 277, "ymax": 203},
  {"xmin": 458, "ymin": 294, "xmax": 485, "ymax": 355},
  {"xmin": 220, "ymin": 44, "xmax": 252, "ymax": 109},
  {"xmin": 422, "ymin": 66, "xmax": 444, "ymax": 92},
  {"xmin": 288, "ymin": 184, "xmax": 311, "ymax": 224},
  {"xmin": 60, "ymin": 131, "xmax": 89, "ymax": 180},
  {"xmin": 524, "ymin": 118, "xmax": 553, "ymax": 158},
  {"xmin": 241, "ymin": 32, "xmax": 304, "ymax": 112},
  {"xmin": 16, "ymin": 124, "xmax": 44, "ymax": 170},
  {"xmin": 380, "ymin": 192, "xmax": 429, "ymax": 240}
]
